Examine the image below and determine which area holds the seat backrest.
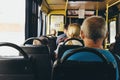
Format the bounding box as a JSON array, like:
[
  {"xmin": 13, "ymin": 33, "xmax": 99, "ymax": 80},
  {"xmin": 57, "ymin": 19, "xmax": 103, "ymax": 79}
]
[
  {"xmin": 20, "ymin": 45, "xmax": 52, "ymax": 80},
  {"xmin": 40, "ymin": 36, "xmax": 57, "ymax": 54},
  {"xmin": 23, "ymin": 37, "xmax": 42, "ymax": 45},
  {"xmin": 21, "ymin": 45, "xmax": 49, "ymax": 55},
  {"xmin": 46, "ymin": 36, "xmax": 57, "ymax": 53},
  {"xmin": 63, "ymin": 38, "xmax": 84, "ymax": 46},
  {"xmin": 57, "ymin": 38, "xmax": 84, "ymax": 59},
  {"xmin": 57, "ymin": 45, "xmax": 82, "ymax": 59},
  {"xmin": 52, "ymin": 47, "xmax": 116, "ymax": 80},
  {"xmin": 112, "ymin": 54, "xmax": 120, "ymax": 80},
  {"xmin": 0, "ymin": 42, "xmax": 34, "ymax": 80},
  {"xmin": 52, "ymin": 61, "xmax": 115, "ymax": 80}
]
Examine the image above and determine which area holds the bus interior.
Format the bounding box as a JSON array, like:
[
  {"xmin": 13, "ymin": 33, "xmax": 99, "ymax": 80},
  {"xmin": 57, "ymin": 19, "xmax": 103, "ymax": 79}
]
[{"xmin": 0, "ymin": 0, "xmax": 119, "ymax": 80}]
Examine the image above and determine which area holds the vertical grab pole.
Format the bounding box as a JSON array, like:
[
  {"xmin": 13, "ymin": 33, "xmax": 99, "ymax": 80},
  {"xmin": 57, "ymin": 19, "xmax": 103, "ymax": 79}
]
[
  {"xmin": 96, "ymin": 2, "xmax": 98, "ymax": 16},
  {"xmin": 104, "ymin": 3, "xmax": 109, "ymax": 49},
  {"xmin": 65, "ymin": 0, "xmax": 68, "ymax": 24},
  {"xmin": 106, "ymin": 3, "xmax": 108, "ymax": 28}
]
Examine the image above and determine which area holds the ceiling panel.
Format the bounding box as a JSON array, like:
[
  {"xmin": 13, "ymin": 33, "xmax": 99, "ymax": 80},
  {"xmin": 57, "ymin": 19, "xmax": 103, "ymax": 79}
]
[
  {"xmin": 46, "ymin": 0, "xmax": 66, "ymax": 5},
  {"xmin": 44, "ymin": 0, "xmax": 120, "ymax": 10},
  {"xmin": 49, "ymin": 5, "xmax": 66, "ymax": 10},
  {"xmin": 67, "ymin": 1, "xmax": 106, "ymax": 10}
]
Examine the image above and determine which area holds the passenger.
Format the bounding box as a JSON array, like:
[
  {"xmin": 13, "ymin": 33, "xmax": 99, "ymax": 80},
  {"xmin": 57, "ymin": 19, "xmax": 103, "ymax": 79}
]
[
  {"xmin": 109, "ymin": 43, "xmax": 115, "ymax": 54},
  {"xmin": 54, "ymin": 23, "xmax": 82, "ymax": 58},
  {"xmin": 33, "ymin": 36, "xmax": 49, "ymax": 46},
  {"xmin": 109, "ymin": 33, "xmax": 120, "ymax": 55},
  {"xmin": 50, "ymin": 29, "xmax": 57, "ymax": 37},
  {"xmin": 33, "ymin": 39, "xmax": 42, "ymax": 46},
  {"xmin": 56, "ymin": 24, "xmax": 68, "ymax": 45},
  {"xmin": 62, "ymin": 16, "xmax": 119, "ymax": 80},
  {"xmin": 65, "ymin": 23, "xmax": 82, "ymax": 45}
]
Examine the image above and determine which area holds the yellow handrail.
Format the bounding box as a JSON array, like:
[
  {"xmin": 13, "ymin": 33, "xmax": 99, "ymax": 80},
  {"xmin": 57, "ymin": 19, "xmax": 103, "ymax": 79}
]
[
  {"xmin": 106, "ymin": 3, "xmax": 109, "ymax": 27},
  {"xmin": 65, "ymin": 0, "xmax": 68, "ymax": 15},
  {"xmin": 65, "ymin": 0, "xmax": 68, "ymax": 24},
  {"xmin": 104, "ymin": 3, "xmax": 109, "ymax": 49},
  {"xmin": 96, "ymin": 2, "xmax": 99, "ymax": 16},
  {"xmin": 108, "ymin": 0, "xmax": 120, "ymax": 8}
]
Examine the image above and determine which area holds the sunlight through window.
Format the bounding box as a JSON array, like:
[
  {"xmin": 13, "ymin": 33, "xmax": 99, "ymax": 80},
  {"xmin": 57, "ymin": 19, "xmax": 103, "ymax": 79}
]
[{"xmin": 0, "ymin": 0, "xmax": 25, "ymax": 56}]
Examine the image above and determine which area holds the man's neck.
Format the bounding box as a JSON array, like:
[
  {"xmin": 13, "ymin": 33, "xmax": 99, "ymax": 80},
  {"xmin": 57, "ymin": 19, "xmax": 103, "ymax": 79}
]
[{"xmin": 84, "ymin": 38, "xmax": 103, "ymax": 49}]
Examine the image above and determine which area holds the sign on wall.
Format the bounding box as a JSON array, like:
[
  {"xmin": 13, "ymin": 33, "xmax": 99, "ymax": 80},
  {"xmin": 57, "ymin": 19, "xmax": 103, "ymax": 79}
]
[{"xmin": 50, "ymin": 15, "xmax": 64, "ymax": 32}]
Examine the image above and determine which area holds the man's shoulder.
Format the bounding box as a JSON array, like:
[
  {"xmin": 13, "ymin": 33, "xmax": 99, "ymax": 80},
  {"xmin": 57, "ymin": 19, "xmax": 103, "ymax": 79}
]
[
  {"xmin": 62, "ymin": 48, "xmax": 113, "ymax": 60},
  {"xmin": 97, "ymin": 49, "xmax": 111, "ymax": 54}
]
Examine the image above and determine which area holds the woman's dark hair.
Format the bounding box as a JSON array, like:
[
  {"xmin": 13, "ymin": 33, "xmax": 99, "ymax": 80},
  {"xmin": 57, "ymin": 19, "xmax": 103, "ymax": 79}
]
[
  {"xmin": 39, "ymin": 36, "xmax": 49, "ymax": 45},
  {"xmin": 64, "ymin": 24, "xmax": 69, "ymax": 30}
]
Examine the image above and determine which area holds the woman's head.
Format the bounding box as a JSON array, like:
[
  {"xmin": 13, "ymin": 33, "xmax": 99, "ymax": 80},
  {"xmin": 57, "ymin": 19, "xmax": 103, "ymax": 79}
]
[
  {"xmin": 50, "ymin": 29, "xmax": 56, "ymax": 36},
  {"xmin": 33, "ymin": 40, "xmax": 42, "ymax": 46},
  {"xmin": 67, "ymin": 23, "xmax": 80, "ymax": 38},
  {"xmin": 33, "ymin": 36, "xmax": 49, "ymax": 46}
]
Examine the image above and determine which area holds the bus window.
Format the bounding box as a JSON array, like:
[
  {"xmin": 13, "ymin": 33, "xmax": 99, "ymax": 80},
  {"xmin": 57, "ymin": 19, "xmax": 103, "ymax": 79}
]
[
  {"xmin": 38, "ymin": 7, "xmax": 42, "ymax": 36},
  {"xmin": 109, "ymin": 21, "xmax": 116, "ymax": 44},
  {"xmin": 42, "ymin": 12, "xmax": 47, "ymax": 35},
  {"xmin": 0, "ymin": 0, "xmax": 25, "ymax": 56}
]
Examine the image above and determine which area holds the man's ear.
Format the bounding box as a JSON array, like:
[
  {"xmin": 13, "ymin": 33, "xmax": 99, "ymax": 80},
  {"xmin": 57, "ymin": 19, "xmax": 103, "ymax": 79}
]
[{"xmin": 80, "ymin": 30, "xmax": 85, "ymax": 39}]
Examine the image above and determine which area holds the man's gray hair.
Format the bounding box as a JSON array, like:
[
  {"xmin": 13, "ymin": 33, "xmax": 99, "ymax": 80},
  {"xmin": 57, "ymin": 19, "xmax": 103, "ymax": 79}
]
[{"xmin": 81, "ymin": 16, "xmax": 107, "ymax": 42}]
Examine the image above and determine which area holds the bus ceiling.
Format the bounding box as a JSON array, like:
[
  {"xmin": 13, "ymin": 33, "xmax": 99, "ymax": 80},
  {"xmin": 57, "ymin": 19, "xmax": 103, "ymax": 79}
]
[{"xmin": 40, "ymin": 0, "xmax": 120, "ymax": 13}]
